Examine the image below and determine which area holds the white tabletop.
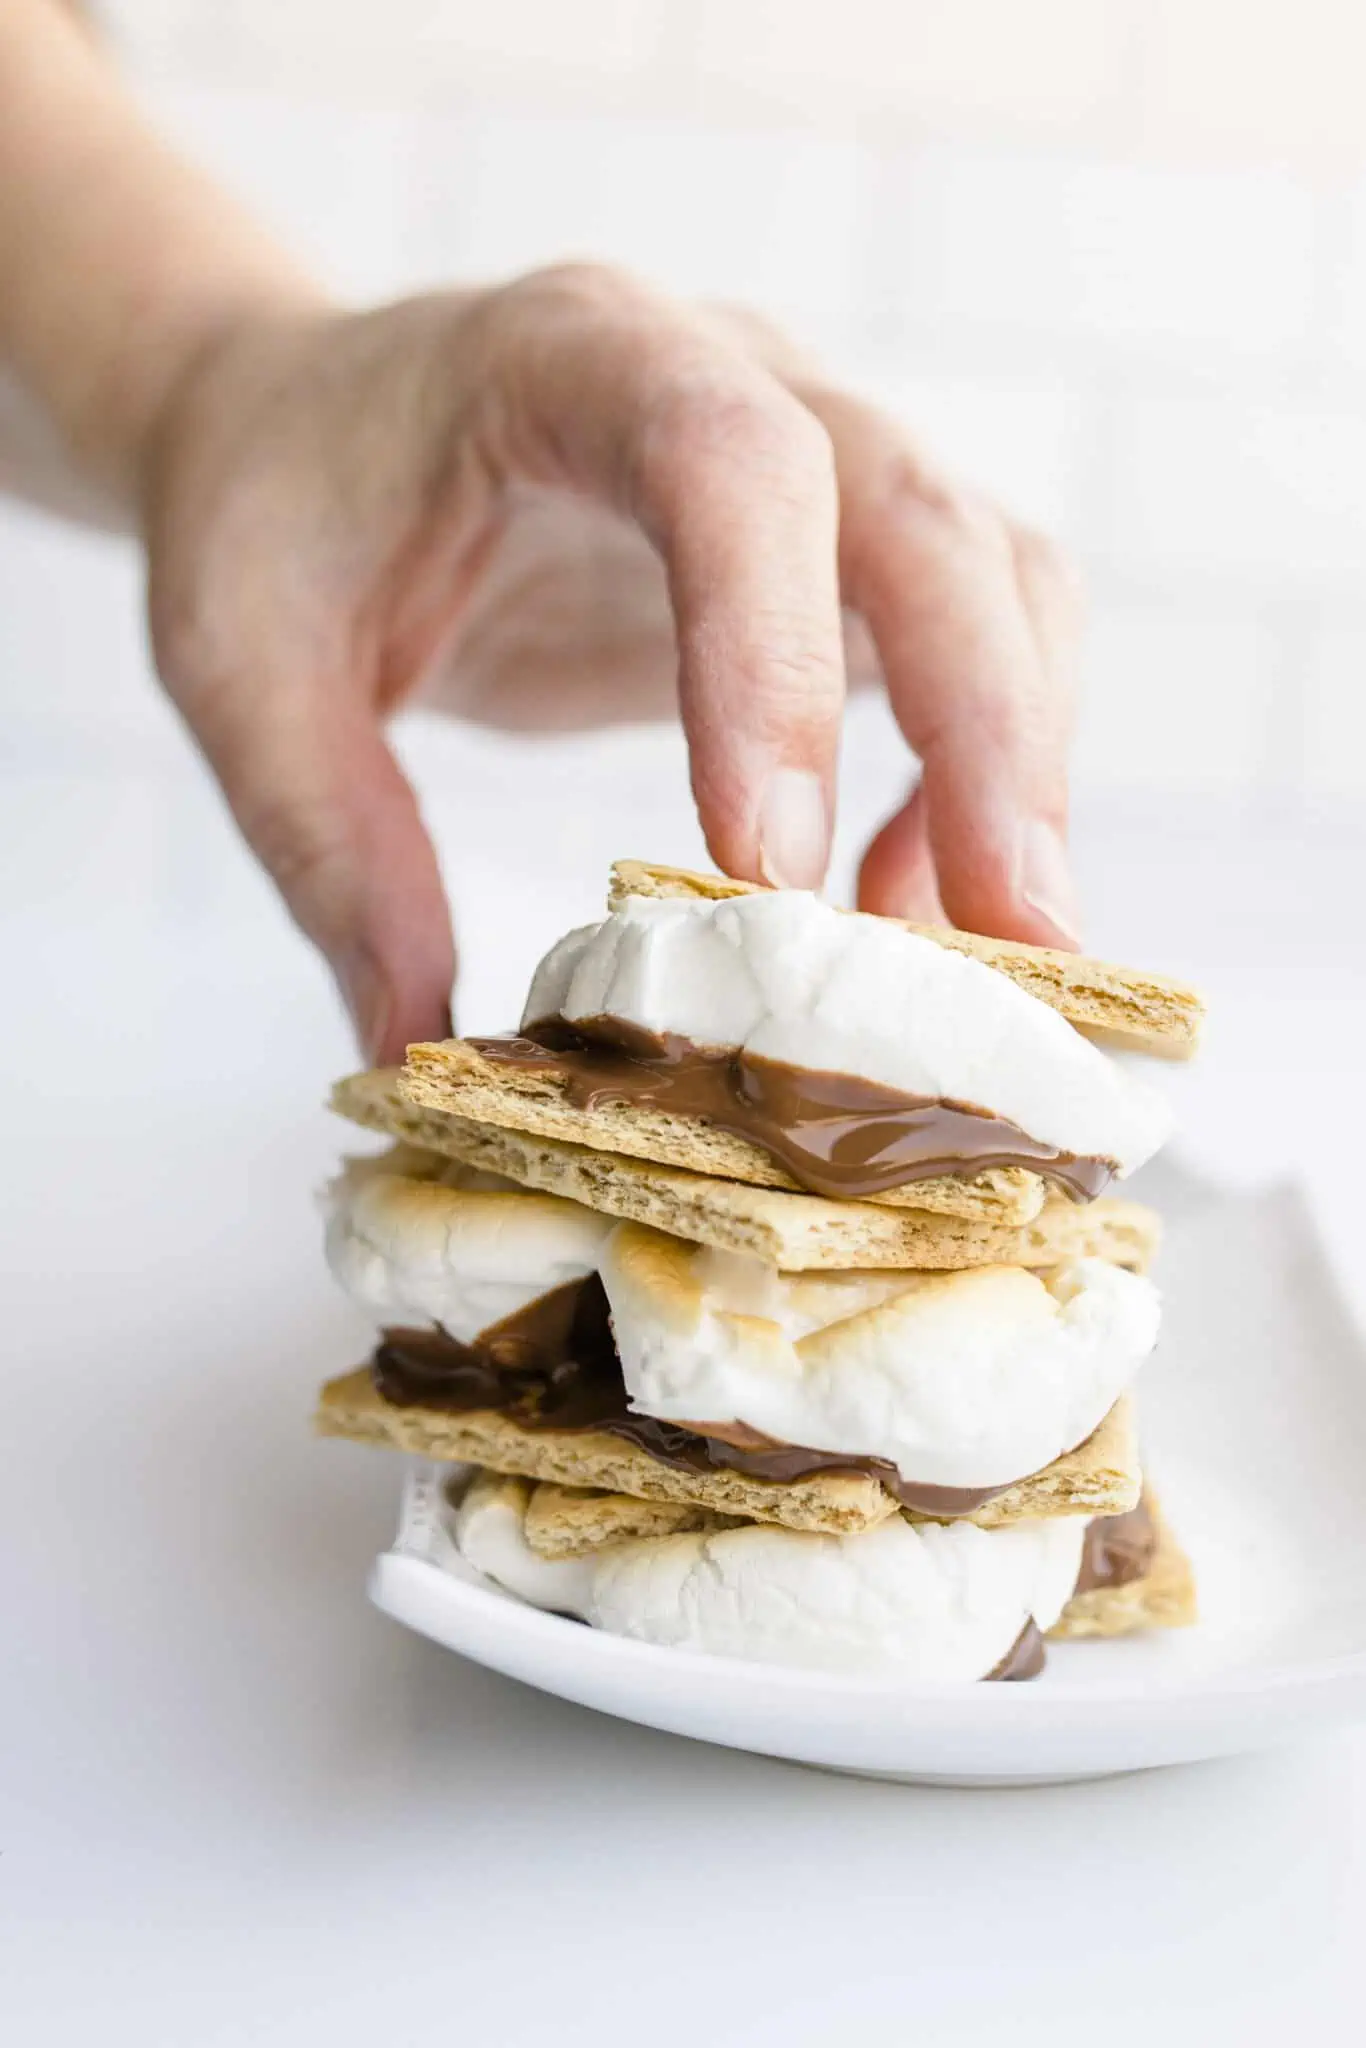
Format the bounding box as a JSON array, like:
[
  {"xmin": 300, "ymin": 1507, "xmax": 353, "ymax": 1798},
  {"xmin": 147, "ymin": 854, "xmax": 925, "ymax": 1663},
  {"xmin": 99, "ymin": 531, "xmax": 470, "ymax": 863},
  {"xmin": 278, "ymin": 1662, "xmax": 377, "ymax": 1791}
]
[{"xmin": 5, "ymin": 726, "xmax": 1366, "ymax": 2046}]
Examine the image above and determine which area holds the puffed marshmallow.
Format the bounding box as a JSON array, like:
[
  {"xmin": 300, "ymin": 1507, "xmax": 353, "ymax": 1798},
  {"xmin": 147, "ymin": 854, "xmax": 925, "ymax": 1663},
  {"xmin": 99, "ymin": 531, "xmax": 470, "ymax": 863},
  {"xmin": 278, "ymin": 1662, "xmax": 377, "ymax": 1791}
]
[
  {"xmin": 323, "ymin": 1145, "xmax": 614, "ymax": 1343},
  {"xmin": 453, "ymin": 1471, "xmax": 1085, "ymax": 1679},
  {"xmin": 600, "ymin": 1224, "xmax": 1160, "ymax": 1489}
]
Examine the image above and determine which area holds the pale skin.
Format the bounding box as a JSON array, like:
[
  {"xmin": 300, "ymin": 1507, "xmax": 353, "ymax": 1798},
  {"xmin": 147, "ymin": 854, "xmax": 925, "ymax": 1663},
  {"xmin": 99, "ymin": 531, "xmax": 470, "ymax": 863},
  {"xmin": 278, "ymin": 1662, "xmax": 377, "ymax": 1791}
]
[{"xmin": 0, "ymin": 1, "xmax": 1083, "ymax": 1062}]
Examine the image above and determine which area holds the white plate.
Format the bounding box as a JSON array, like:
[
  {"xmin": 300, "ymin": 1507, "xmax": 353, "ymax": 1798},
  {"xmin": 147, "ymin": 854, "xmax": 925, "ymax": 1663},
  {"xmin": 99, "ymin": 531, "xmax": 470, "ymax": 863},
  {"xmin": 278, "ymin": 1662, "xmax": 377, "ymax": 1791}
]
[{"xmin": 369, "ymin": 1164, "xmax": 1366, "ymax": 1783}]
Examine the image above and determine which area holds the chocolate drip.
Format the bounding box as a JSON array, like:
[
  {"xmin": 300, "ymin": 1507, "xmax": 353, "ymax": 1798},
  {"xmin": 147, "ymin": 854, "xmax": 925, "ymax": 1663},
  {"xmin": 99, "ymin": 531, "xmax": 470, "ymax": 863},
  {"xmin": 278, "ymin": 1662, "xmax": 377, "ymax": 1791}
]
[
  {"xmin": 467, "ymin": 1016, "xmax": 1113, "ymax": 1203},
  {"xmin": 373, "ymin": 1279, "xmax": 618, "ymax": 1422},
  {"xmin": 987, "ymin": 1620, "xmax": 1047, "ymax": 1681},
  {"xmin": 372, "ymin": 1278, "xmax": 1010, "ymax": 1517},
  {"xmin": 1074, "ymin": 1495, "xmax": 1158, "ymax": 1593},
  {"xmin": 984, "ymin": 1499, "xmax": 1156, "ymax": 1683}
]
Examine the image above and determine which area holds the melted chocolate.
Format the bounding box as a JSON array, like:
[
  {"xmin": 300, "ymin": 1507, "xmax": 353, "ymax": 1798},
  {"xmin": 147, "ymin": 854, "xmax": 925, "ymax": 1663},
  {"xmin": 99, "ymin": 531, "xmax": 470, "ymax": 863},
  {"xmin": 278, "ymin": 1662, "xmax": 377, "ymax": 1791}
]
[
  {"xmin": 467, "ymin": 1016, "xmax": 1113, "ymax": 1203},
  {"xmin": 994, "ymin": 1495, "xmax": 1159, "ymax": 1682},
  {"xmin": 373, "ymin": 1279, "xmax": 619, "ymax": 1424},
  {"xmin": 375, "ymin": 1297, "xmax": 1154, "ymax": 1688},
  {"xmin": 372, "ymin": 1285, "xmax": 1158, "ymax": 1567},
  {"xmin": 372, "ymin": 1279, "xmax": 1008, "ymax": 1517},
  {"xmin": 984, "ymin": 1501, "xmax": 1156, "ymax": 1683},
  {"xmin": 1074, "ymin": 1496, "xmax": 1158, "ymax": 1593},
  {"xmin": 987, "ymin": 1620, "xmax": 1047, "ymax": 1681}
]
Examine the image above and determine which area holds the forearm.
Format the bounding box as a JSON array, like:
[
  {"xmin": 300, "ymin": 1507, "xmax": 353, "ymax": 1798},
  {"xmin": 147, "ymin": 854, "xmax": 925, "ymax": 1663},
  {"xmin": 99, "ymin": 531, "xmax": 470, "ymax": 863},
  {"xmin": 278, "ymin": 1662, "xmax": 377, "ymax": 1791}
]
[{"xmin": 0, "ymin": 0, "xmax": 321, "ymax": 521}]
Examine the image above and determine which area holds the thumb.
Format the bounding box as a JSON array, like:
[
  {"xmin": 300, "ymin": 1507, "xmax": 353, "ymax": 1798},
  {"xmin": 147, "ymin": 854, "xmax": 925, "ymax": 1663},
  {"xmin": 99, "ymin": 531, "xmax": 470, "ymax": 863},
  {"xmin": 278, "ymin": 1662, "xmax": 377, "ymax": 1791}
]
[{"xmin": 192, "ymin": 685, "xmax": 454, "ymax": 1063}]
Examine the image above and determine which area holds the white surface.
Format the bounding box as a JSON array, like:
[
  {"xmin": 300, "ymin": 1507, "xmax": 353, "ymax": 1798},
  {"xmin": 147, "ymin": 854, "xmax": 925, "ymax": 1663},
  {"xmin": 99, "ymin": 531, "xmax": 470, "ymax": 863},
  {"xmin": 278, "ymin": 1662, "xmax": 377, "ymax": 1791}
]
[{"xmin": 5, "ymin": 795, "xmax": 1366, "ymax": 2045}]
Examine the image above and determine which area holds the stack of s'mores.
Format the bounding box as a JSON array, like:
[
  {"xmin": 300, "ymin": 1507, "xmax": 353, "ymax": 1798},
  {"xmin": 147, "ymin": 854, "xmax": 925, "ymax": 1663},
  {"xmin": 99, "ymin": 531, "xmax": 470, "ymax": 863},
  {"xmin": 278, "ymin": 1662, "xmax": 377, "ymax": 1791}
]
[{"xmin": 318, "ymin": 861, "xmax": 1202, "ymax": 1682}]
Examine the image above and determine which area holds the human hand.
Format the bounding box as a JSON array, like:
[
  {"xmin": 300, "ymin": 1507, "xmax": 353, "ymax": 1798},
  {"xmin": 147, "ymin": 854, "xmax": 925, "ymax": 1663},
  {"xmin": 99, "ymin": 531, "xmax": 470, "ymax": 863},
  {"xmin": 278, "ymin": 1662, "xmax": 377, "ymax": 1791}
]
[{"xmin": 140, "ymin": 266, "xmax": 1081, "ymax": 1062}]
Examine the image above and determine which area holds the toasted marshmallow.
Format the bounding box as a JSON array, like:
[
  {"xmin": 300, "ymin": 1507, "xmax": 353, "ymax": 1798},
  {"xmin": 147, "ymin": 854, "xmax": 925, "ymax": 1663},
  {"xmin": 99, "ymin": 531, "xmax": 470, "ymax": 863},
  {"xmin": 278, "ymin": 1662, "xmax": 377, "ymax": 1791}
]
[
  {"xmin": 324, "ymin": 1146, "xmax": 614, "ymax": 1343},
  {"xmin": 453, "ymin": 1470, "xmax": 1084, "ymax": 1678},
  {"xmin": 524, "ymin": 893, "xmax": 1171, "ymax": 1176},
  {"xmin": 600, "ymin": 1224, "xmax": 1160, "ymax": 1490}
]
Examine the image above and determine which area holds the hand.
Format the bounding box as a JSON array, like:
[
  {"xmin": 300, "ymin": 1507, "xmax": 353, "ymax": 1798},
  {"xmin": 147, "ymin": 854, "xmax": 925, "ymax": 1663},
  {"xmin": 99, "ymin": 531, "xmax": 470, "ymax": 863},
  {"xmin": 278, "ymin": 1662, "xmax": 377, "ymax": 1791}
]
[{"xmin": 140, "ymin": 266, "xmax": 1082, "ymax": 1062}]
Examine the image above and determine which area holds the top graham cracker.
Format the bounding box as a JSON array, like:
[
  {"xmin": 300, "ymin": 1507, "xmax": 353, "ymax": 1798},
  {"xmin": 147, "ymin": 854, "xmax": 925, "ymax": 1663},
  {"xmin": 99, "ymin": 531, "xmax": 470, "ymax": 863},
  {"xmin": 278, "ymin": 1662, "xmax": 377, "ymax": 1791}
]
[{"xmin": 607, "ymin": 860, "xmax": 1205, "ymax": 1059}]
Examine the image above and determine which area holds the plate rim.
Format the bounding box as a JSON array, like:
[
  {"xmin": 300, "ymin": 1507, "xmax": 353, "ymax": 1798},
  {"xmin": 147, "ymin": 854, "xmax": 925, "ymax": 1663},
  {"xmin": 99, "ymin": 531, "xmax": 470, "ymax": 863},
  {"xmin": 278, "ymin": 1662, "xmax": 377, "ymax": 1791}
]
[
  {"xmin": 371, "ymin": 1505, "xmax": 1366, "ymax": 1722},
  {"xmin": 363, "ymin": 1166, "xmax": 1366, "ymax": 1774}
]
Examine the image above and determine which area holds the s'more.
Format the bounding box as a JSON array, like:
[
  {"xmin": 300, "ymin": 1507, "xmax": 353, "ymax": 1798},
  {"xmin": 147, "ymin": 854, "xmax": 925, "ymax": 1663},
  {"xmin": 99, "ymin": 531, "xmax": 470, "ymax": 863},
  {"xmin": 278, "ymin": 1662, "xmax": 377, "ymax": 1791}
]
[{"xmin": 317, "ymin": 861, "xmax": 1201, "ymax": 1684}]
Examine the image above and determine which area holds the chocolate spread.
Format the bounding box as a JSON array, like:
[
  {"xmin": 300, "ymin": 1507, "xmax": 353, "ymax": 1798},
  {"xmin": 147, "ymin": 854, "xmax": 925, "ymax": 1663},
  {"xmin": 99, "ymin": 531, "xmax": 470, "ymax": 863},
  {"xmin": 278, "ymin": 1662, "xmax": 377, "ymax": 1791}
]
[
  {"xmin": 467, "ymin": 1016, "xmax": 1113, "ymax": 1202},
  {"xmin": 988, "ymin": 1620, "xmax": 1047, "ymax": 1681},
  {"xmin": 1074, "ymin": 1495, "xmax": 1158, "ymax": 1593},
  {"xmin": 372, "ymin": 1278, "xmax": 1010, "ymax": 1517},
  {"xmin": 982, "ymin": 1501, "xmax": 1158, "ymax": 1681}
]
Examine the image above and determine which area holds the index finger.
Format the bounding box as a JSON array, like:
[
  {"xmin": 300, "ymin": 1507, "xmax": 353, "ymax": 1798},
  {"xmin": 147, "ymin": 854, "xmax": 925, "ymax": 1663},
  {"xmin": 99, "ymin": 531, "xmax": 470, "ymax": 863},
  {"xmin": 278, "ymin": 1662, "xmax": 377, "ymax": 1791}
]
[{"xmin": 475, "ymin": 266, "xmax": 846, "ymax": 889}]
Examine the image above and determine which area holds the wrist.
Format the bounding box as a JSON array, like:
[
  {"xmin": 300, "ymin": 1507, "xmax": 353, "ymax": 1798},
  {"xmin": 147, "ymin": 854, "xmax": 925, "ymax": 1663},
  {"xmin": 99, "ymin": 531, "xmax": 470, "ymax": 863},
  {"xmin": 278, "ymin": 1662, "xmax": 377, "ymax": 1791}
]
[
  {"xmin": 0, "ymin": 0, "xmax": 327, "ymax": 513},
  {"xmin": 81, "ymin": 246, "xmax": 332, "ymax": 518}
]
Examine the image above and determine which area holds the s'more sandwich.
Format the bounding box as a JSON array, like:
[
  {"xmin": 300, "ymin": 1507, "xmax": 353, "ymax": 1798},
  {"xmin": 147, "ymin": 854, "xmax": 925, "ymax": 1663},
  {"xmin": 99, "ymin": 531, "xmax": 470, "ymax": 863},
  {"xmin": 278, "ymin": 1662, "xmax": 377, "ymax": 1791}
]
[{"xmin": 317, "ymin": 861, "xmax": 1202, "ymax": 1684}]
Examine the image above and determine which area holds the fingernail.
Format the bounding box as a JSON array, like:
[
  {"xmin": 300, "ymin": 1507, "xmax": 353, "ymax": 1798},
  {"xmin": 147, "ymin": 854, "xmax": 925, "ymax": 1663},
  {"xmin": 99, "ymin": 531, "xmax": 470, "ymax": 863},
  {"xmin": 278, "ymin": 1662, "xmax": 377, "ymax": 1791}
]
[
  {"xmin": 758, "ymin": 768, "xmax": 829, "ymax": 891},
  {"xmin": 1018, "ymin": 819, "xmax": 1081, "ymax": 948}
]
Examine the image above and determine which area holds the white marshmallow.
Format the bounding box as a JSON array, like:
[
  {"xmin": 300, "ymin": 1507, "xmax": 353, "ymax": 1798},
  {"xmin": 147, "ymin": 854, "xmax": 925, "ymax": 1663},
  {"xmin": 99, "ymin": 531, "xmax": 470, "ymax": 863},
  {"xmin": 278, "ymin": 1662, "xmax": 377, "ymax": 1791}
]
[
  {"xmin": 455, "ymin": 1474, "xmax": 596, "ymax": 1614},
  {"xmin": 600, "ymin": 1225, "xmax": 1159, "ymax": 1490},
  {"xmin": 523, "ymin": 893, "xmax": 1171, "ymax": 1176},
  {"xmin": 323, "ymin": 1145, "xmax": 614, "ymax": 1343},
  {"xmin": 453, "ymin": 1471, "xmax": 1085, "ymax": 1679}
]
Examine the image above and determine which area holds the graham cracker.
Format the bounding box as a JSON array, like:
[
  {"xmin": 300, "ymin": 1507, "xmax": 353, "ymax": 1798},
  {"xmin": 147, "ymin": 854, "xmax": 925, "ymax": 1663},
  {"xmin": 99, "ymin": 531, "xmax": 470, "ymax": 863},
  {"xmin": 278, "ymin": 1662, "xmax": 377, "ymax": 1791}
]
[
  {"xmin": 331, "ymin": 1068, "xmax": 1159, "ymax": 1275},
  {"xmin": 506, "ymin": 1473, "xmax": 1194, "ymax": 1641},
  {"xmin": 609, "ymin": 860, "xmax": 1205, "ymax": 1061},
  {"xmin": 1051, "ymin": 1496, "xmax": 1197, "ymax": 1638},
  {"xmin": 315, "ymin": 1367, "xmax": 1139, "ymax": 1535},
  {"xmin": 400, "ymin": 1039, "xmax": 1047, "ymax": 1224},
  {"xmin": 319, "ymin": 1366, "xmax": 895, "ymax": 1532},
  {"xmin": 950, "ymin": 1396, "xmax": 1138, "ymax": 1531},
  {"xmin": 523, "ymin": 1484, "xmax": 741, "ymax": 1558}
]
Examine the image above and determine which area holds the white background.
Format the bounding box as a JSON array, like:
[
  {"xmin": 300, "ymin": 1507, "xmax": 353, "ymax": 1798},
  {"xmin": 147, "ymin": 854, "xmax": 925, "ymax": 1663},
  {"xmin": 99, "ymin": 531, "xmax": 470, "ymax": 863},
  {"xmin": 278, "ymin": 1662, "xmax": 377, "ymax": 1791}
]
[
  {"xmin": 32, "ymin": 0, "xmax": 1366, "ymax": 809},
  {"xmin": 5, "ymin": 4, "xmax": 1366, "ymax": 2042}
]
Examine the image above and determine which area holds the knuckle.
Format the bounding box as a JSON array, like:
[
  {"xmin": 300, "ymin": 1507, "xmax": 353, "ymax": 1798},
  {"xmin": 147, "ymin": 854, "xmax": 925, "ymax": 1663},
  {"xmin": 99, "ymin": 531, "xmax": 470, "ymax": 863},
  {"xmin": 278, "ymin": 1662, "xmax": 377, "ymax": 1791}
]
[
  {"xmin": 730, "ymin": 637, "xmax": 846, "ymax": 740},
  {"xmin": 1011, "ymin": 522, "xmax": 1084, "ymax": 607},
  {"xmin": 702, "ymin": 300, "xmax": 806, "ymax": 372},
  {"xmin": 870, "ymin": 451, "xmax": 1014, "ymax": 564},
  {"xmin": 246, "ymin": 788, "xmax": 339, "ymax": 885},
  {"xmin": 503, "ymin": 259, "xmax": 647, "ymax": 323},
  {"xmin": 246, "ymin": 796, "xmax": 357, "ymax": 933},
  {"xmin": 980, "ymin": 686, "xmax": 1064, "ymax": 764},
  {"xmin": 923, "ymin": 478, "xmax": 1013, "ymax": 561},
  {"xmin": 708, "ymin": 299, "xmax": 786, "ymax": 348},
  {"xmin": 977, "ymin": 695, "xmax": 1031, "ymax": 752},
  {"xmin": 650, "ymin": 375, "xmax": 834, "ymax": 493},
  {"xmin": 147, "ymin": 579, "xmax": 215, "ymax": 700}
]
